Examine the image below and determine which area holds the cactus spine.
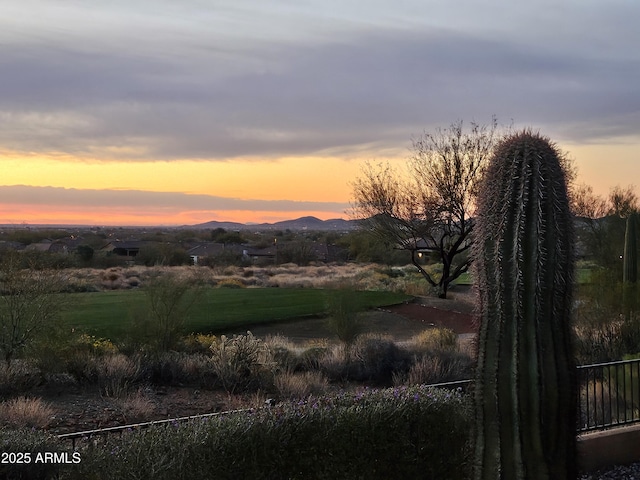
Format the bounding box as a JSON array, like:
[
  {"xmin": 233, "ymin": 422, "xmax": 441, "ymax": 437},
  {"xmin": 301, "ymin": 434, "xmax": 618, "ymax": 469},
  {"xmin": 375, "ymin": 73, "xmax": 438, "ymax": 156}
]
[{"xmin": 473, "ymin": 131, "xmax": 576, "ymax": 480}]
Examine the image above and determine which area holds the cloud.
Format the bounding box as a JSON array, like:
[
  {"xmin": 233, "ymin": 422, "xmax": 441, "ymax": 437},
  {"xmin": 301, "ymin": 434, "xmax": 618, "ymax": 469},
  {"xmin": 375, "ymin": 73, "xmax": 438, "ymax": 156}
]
[
  {"xmin": 0, "ymin": 185, "xmax": 349, "ymax": 213},
  {"xmin": 0, "ymin": 1, "xmax": 639, "ymax": 161}
]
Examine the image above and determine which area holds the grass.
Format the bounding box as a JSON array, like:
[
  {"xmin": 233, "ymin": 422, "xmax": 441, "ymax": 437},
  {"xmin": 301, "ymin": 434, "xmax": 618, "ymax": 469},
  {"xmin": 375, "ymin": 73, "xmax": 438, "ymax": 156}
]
[
  {"xmin": 453, "ymin": 268, "xmax": 591, "ymax": 286},
  {"xmin": 59, "ymin": 288, "xmax": 410, "ymax": 340},
  {"xmin": 452, "ymin": 271, "xmax": 473, "ymax": 285}
]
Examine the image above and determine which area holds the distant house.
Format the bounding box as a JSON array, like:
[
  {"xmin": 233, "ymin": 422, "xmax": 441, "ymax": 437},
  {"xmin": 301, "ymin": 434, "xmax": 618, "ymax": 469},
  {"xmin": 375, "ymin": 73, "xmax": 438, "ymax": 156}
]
[
  {"xmin": 101, "ymin": 240, "xmax": 145, "ymax": 258},
  {"xmin": 242, "ymin": 246, "xmax": 277, "ymax": 263},
  {"xmin": 24, "ymin": 239, "xmax": 73, "ymax": 254},
  {"xmin": 187, "ymin": 243, "xmax": 241, "ymax": 265}
]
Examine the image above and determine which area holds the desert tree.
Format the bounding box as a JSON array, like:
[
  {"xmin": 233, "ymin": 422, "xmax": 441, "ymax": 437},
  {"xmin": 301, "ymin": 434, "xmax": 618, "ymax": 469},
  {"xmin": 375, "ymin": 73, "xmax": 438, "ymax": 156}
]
[
  {"xmin": 351, "ymin": 118, "xmax": 501, "ymax": 298},
  {"xmin": 138, "ymin": 271, "xmax": 204, "ymax": 351},
  {"xmin": 0, "ymin": 253, "xmax": 68, "ymax": 365},
  {"xmin": 573, "ymin": 183, "xmax": 639, "ymax": 270}
]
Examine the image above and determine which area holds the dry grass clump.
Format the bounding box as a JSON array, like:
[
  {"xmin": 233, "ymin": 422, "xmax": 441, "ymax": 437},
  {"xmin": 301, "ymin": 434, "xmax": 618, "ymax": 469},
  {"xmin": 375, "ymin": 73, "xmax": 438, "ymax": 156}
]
[
  {"xmin": 118, "ymin": 389, "xmax": 156, "ymax": 421},
  {"xmin": 0, "ymin": 360, "xmax": 42, "ymax": 394},
  {"xmin": 0, "ymin": 397, "xmax": 55, "ymax": 428},
  {"xmin": 216, "ymin": 278, "xmax": 246, "ymax": 289},
  {"xmin": 58, "ymin": 263, "xmax": 416, "ymax": 293},
  {"xmin": 317, "ymin": 335, "xmax": 412, "ymax": 384},
  {"xmin": 85, "ymin": 354, "xmax": 142, "ymax": 397},
  {"xmin": 263, "ymin": 336, "xmax": 330, "ymax": 373},
  {"xmin": 407, "ymin": 328, "xmax": 459, "ymax": 353},
  {"xmin": 394, "ymin": 351, "xmax": 473, "ymax": 386},
  {"xmin": 274, "ymin": 371, "xmax": 329, "ymax": 399},
  {"xmin": 264, "ymin": 335, "xmax": 303, "ymax": 371},
  {"xmin": 100, "ymin": 268, "xmax": 127, "ymax": 289}
]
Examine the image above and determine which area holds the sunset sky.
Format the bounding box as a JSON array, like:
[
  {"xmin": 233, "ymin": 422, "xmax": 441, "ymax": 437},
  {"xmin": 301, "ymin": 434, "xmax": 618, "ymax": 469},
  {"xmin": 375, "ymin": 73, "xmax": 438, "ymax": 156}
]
[{"xmin": 1, "ymin": 1, "xmax": 638, "ymax": 226}]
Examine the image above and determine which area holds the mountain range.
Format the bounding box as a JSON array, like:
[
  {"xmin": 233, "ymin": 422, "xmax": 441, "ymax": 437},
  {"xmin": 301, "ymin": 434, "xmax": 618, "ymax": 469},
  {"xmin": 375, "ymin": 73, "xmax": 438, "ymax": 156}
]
[{"xmin": 190, "ymin": 216, "xmax": 358, "ymax": 231}]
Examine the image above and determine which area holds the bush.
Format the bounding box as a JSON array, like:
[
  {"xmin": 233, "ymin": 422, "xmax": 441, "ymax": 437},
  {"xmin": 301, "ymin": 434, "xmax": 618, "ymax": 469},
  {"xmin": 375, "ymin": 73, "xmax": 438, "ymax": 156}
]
[
  {"xmin": 68, "ymin": 385, "xmax": 472, "ymax": 480},
  {"xmin": 274, "ymin": 370, "xmax": 329, "ymax": 399},
  {"xmin": 325, "ymin": 289, "xmax": 362, "ymax": 345},
  {"xmin": 180, "ymin": 333, "xmax": 218, "ymax": 355},
  {"xmin": 83, "ymin": 354, "xmax": 142, "ymax": 397},
  {"xmin": 139, "ymin": 352, "xmax": 215, "ymax": 387},
  {"xmin": 0, "ymin": 397, "xmax": 55, "ymax": 429},
  {"xmin": 395, "ymin": 351, "xmax": 474, "ymax": 386},
  {"xmin": 215, "ymin": 278, "xmax": 246, "ymax": 289},
  {"xmin": 408, "ymin": 328, "xmax": 459, "ymax": 353},
  {"xmin": 349, "ymin": 334, "xmax": 412, "ymax": 385},
  {"xmin": 0, "ymin": 360, "xmax": 42, "ymax": 395},
  {"xmin": 209, "ymin": 332, "xmax": 274, "ymax": 394},
  {"xmin": 0, "ymin": 428, "xmax": 66, "ymax": 480}
]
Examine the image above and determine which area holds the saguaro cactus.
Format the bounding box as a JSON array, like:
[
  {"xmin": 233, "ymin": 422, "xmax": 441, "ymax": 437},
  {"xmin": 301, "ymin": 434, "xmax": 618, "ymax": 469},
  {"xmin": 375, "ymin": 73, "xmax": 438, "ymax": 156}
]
[{"xmin": 472, "ymin": 131, "xmax": 576, "ymax": 479}]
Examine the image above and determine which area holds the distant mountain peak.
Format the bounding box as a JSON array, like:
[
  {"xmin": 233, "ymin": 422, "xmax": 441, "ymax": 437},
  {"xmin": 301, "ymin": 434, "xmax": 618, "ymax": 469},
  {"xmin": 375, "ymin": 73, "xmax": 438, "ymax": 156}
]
[{"xmin": 190, "ymin": 216, "xmax": 356, "ymax": 231}]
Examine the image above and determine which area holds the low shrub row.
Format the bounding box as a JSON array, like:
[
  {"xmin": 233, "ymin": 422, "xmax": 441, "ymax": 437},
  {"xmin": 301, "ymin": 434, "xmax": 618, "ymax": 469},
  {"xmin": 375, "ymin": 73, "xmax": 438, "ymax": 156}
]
[
  {"xmin": 3, "ymin": 329, "xmax": 472, "ymax": 401},
  {"xmin": 58, "ymin": 385, "xmax": 472, "ymax": 480}
]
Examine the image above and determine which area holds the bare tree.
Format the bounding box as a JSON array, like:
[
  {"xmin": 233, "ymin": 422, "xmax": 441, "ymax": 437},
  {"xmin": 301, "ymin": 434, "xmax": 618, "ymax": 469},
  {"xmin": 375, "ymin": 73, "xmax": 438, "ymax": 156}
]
[
  {"xmin": 0, "ymin": 253, "xmax": 67, "ymax": 365},
  {"xmin": 573, "ymin": 183, "xmax": 639, "ymax": 269},
  {"xmin": 609, "ymin": 185, "xmax": 639, "ymax": 218},
  {"xmin": 142, "ymin": 272, "xmax": 203, "ymax": 351},
  {"xmin": 351, "ymin": 119, "xmax": 501, "ymax": 298}
]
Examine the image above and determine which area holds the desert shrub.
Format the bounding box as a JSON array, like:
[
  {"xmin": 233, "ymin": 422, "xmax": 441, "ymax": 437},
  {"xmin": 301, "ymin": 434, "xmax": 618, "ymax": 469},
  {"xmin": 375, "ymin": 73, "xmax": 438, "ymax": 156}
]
[
  {"xmin": 318, "ymin": 336, "xmax": 412, "ymax": 385},
  {"xmin": 318, "ymin": 344, "xmax": 350, "ymax": 380},
  {"xmin": 262, "ymin": 336, "xmax": 329, "ymax": 373},
  {"xmin": 138, "ymin": 352, "xmax": 215, "ymax": 387},
  {"xmin": 181, "ymin": 333, "xmax": 218, "ymax": 355},
  {"xmin": 274, "ymin": 370, "xmax": 329, "ymax": 399},
  {"xmin": 263, "ymin": 335, "xmax": 301, "ymax": 372},
  {"xmin": 298, "ymin": 343, "xmax": 330, "ymax": 372},
  {"xmin": 69, "ymin": 385, "xmax": 472, "ymax": 480},
  {"xmin": 0, "ymin": 397, "xmax": 54, "ymax": 428},
  {"xmin": 123, "ymin": 273, "xmax": 203, "ymax": 353},
  {"xmin": 573, "ymin": 269, "xmax": 640, "ymax": 362},
  {"xmin": 325, "ymin": 289, "xmax": 362, "ymax": 346},
  {"xmin": 0, "ymin": 428, "xmax": 66, "ymax": 480},
  {"xmin": 32, "ymin": 331, "xmax": 120, "ymax": 382},
  {"xmin": 216, "ymin": 278, "xmax": 246, "ymax": 289},
  {"xmin": 0, "ymin": 360, "xmax": 42, "ymax": 394},
  {"xmin": 118, "ymin": 389, "xmax": 156, "ymax": 422},
  {"xmin": 100, "ymin": 268, "xmax": 126, "ymax": 290},
  {"xmin": 573, "ymin": 298, "xmax": 640, "ymax": 363},
  {"xmin": 84, "ymin": 354, "xmax": 142, "ymax": 397},
  {"xmin": 349, "ymin": 334, "xmax": 412, "ymax": 385},
  {"xmin": 408, "ymin": 328, "xmax": 459, "ymax": 353},
  {"xmin": 395, "ymin": 351, "xmax": 473, "ymax": 386},
  {"xmin": 209, "ymin": 332, "xmax": 274, "ymax": 394}
]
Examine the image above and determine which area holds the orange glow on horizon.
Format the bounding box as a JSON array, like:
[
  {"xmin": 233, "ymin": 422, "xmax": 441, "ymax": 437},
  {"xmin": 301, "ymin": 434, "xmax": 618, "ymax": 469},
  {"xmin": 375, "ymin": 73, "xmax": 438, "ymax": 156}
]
[
  {"xmin": 1, "ymin": 139, "xmax": 639, "ymax": 227},
  {"xmin": 0, "ymin": 205, "xmax": 348, "ymax": 227},
  {"xmin": 0, "ymin": 152, "xmax": 366, "ymax": 202}
]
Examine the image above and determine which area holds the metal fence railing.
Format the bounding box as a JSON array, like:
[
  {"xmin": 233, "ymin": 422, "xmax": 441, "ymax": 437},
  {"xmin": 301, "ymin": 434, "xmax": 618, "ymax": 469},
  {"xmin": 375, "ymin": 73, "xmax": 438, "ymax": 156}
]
[
  {"xmin": 56, "ymin": 359, "xmax": 640, "ymax": 447},
  {"xmin": 57, "ymin": 408, "xmax": 254, "ymax": 450},
  {"xmin": 578, "ymin": 357, "xmax": 640, "ymax": 433}
]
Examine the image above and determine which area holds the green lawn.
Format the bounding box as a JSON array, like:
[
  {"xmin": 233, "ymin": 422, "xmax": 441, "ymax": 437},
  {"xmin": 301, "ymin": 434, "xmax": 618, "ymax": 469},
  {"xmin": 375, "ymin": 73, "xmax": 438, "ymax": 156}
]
[
  {"xmin": 452, "ymin": 268, "xmax": 592, "ymax": 286},
  {"xmin": 452, "ymin": 271, "xmax": 473, "ymax": 286},
  {"xmin": 60, "ymin": 288, "xmax": 410, "ymax": 339}
]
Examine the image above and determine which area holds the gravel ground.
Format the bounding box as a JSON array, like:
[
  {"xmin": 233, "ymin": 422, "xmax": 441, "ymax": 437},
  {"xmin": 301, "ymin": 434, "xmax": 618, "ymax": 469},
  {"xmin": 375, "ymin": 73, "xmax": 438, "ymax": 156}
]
[{"xmin": 580, "ymin": 462, "xmax": 640, "ymax": 479}]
